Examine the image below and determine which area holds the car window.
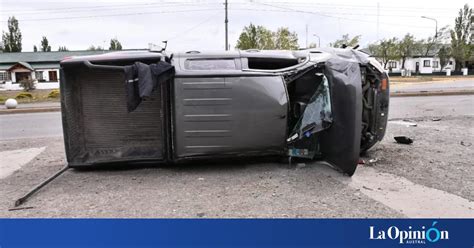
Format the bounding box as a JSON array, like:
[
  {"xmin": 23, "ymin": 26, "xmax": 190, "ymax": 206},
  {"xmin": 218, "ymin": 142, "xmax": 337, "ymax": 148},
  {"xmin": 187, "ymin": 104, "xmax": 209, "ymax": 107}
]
[{"xmin": 184, "ymin": 59, "xmax": 236, "ymax": 70}]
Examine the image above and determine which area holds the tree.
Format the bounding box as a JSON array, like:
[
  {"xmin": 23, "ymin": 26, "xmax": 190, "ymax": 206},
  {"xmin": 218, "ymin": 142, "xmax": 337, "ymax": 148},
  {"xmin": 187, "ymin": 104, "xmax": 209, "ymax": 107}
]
[
  {"xmin": 416, "ymin": 26, "xmax": 450, "ymax": 57},
  {"xmin": 2, "ymin": 16, "xmax": 22, "ymax": 52},
  {"xmin": 33, "ymin": 45, "xmax": 37, "ymax": 52},
  {"xmin": 58, "ymin": 46, "xmax": 68, "ymax": 51},
  {"xmin": 87, "ymin": 45, "xmax": 104, "ymax": 51},
  {"xmin": 308, "ymin": 42, "xmax": 318, "ymax": 48},
  {"xmin": 109, "ymin": 38, "xmax": 122, "ymax": 50},
  {"xmin": 368, "ymin": 38, "xmax": 399, "ymax": 69},
  {"xmin": 19, "ymin": 79, "xmax": 36, "ymax": 92},
  {"xmin": 274, "ymin": 27, "xmax": 299, "ymax": 50},
  {"xmin": 236, "ymin": 23, "xmax": 274, "ymax": 50},
  {"xmin": 40, "ymin": 36, "xmax": 51, "ymax": 52},
  {"xmin": 236, "ymin": 24, "xmax": 300, "ymax": 50},
  {"xmin": 397, "ymin": 34, "xmax": 416, "ymax": 70},
  {"xmin": 437, "ymin": 46, "xmax": 451, "ymax": 71},
  {"xmin": 329, "ymin": 34, "xmax": 361, "ymax": 48},
  {"xmin": 450, "ymin": 4, "xmax": 473, "ymax": 70}
]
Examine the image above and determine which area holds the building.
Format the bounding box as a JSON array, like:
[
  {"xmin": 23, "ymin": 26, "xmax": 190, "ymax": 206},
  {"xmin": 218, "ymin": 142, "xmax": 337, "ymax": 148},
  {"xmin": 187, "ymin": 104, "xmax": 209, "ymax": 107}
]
[
  {"xmin": 0, "ymin": 50, "xmax": 108, "ymax": 91},
  {"xmin": 385, "ymin": 56, "xmax": 456, "ymax": 75}
]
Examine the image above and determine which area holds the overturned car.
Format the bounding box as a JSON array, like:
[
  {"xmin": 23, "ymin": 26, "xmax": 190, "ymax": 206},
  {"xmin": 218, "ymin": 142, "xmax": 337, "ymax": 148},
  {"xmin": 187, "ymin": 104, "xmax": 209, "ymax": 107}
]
[{"xmin": 59, "ymin": 48, "xmax": 389, "ymax": 176}]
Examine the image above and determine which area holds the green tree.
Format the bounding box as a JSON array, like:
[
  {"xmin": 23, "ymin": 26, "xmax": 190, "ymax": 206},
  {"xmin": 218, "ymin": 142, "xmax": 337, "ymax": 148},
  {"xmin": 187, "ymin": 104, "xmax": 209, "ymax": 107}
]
[
  {"xmin": 437, "ymin": 46, "xmax": 451, "ymax": 71},
  {"xmin": 87, "ymin": 45, "xmax": 104, "ymax": 51},
  {"xmin": 109, "ymin": 38, "xmax": 122, "ymax": 50},
  {"xmin": 329, "ymin": 34, "xmax": 361, "ymax": 48},
  {"xmin": 450, "ymin": 4, "xmax": 473, "ymax": 70},
  {"xmin": 58, "ymin": 46, "xmax": 68, "ymax": 51},
  {"xmin": 2, "ymin": 16, "xmax": 22, "ymax": 52},
  {"xmin": 40, "ymin": 36, "xmax": 51, "ymax": 52},
  {"xmin": 397, "ymin": 34, "xmax": 416, "ymax": 69},
  {"xmin": 274, "ymin": 27, "xmax": 299, "ymax": 50},
  {"xmin": 33, "ymin": 45, "xmax": 38, "ymax": 52},
  {"xmin": 368, "ymin": 38, "xmax": 399, "ymax": 69},
  {"xmin": 236, "ymin": 23, "xmax": 274, "ymax": 50}
]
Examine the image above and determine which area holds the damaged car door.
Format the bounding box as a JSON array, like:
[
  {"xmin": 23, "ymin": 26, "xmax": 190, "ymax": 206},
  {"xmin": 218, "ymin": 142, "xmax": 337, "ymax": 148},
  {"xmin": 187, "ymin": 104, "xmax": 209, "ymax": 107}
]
[{"xmin": 285, "ymin": 59, "xmax": 362, "ymax": 176}]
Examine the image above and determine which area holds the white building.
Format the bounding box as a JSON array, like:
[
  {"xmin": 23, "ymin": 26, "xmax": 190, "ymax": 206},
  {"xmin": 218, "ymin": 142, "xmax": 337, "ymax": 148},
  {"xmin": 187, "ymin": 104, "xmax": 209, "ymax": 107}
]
[
  {"xmin": 0, "ymin": 50, "xmax": 107, "ymax": 91},
  {"xmin": 385, "ymin": 56, "xmax": 456, "ymax": 75}
]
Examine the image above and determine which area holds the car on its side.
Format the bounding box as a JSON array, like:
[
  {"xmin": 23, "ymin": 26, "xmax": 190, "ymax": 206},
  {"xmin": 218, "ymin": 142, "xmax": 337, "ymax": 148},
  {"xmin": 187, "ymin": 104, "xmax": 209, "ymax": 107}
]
[{"xmin": 59, "ymin": 48, "xmax": 389, "ymax": 176}]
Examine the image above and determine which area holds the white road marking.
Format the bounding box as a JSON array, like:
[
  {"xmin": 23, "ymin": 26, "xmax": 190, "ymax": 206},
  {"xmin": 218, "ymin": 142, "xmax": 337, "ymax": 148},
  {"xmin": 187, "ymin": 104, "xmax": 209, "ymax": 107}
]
[
  {"xmin": 342, "ymin": 166, "xmax": 474, "ymax": 218},
  {"xmin": 0, "ymin": 147, "xmax": 46, "ymax": 179}
]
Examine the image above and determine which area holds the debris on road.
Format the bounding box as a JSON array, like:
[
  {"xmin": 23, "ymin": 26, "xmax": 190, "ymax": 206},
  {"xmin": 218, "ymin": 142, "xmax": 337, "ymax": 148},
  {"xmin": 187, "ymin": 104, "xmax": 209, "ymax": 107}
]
[
  {"xmin": 460, "ymin": 141, "xmax": 472, "ymax": 147},
  {"xmin": 431, "ymin": 117, "xmax": 442, "ymax": 121},
  {"xmin": 296, "ymin": 163, "xmax": 306, "ymax": 169},
  {"xmin": 362, "ymin": 186, "xmax": 373, "ymax": 191},
  {"xmin": 394, "ymin": 136, "xmax": 414, "ymax": 144},
  {"xmin": 389, "ymin": 120, "xmax": 417, "ymax": 127},
  {"xmin": 196, "ymin": 212, "xmax": 206, "ymax": 218},
  {"xmin": 368, "ymin": 158, "xmax": 378, "ymax": 165},
  {"xmin": 8, "ymin": 206, "xmax": 34, "ymax": 211}
]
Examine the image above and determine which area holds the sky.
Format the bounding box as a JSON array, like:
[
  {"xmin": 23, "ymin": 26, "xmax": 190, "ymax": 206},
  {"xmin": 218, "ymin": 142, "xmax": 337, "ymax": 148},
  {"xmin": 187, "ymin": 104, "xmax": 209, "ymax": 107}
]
[{"xmin": 0, "ymin": 0, "xmax": 469, "ymax": 52}]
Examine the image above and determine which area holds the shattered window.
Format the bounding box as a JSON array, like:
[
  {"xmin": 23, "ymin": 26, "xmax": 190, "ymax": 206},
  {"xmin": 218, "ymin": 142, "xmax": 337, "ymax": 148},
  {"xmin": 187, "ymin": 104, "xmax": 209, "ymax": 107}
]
[{"xmin": 290, "ymin": 75, "xmax": 332, "ymax": 140}]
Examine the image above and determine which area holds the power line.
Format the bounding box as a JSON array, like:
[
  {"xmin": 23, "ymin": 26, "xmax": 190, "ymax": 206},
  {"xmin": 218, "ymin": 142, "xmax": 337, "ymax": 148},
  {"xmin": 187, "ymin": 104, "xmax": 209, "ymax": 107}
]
[
  {"xmin": 1, "ymin": 1, "xmax": 216, "ymax": 13},
  {"xmin": 0, "ymin": 8, "xmax": 222, "ymax": 22},
  {"xmin": 1, "ymin": 3, "xmax": 217, "ymax": 16},
  {"xmin": 244, "ymin": 1, "xmax": 459, "ymax": 11},
  {"xmin": 228, "ymin": 7, "xmax": 455, "ymax": 18},
  {"xmin": 245, "ymin": 2, "xmax": 435, "ymax": 29},
  {"xmin": 166, "ymin": 12, "xmax": 220, "ymax": 41}
]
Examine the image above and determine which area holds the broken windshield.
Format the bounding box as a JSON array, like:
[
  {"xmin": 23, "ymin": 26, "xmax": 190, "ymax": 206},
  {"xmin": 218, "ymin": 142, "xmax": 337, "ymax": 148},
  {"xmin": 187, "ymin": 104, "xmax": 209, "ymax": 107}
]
[{"xmin": 289, "ymin": 74, "xmax": 332, "ymax": 141}]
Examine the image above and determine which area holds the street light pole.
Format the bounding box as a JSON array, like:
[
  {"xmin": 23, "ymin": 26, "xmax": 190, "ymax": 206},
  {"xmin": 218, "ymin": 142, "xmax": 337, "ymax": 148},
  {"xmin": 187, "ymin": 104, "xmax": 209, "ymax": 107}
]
[
  {"xmin": 313, "ymin": 34, "xmax": 320, "ymax": 48},
  {"xmin": 421, "ymin": 16, "xmax": 438, "ymax": 38}
]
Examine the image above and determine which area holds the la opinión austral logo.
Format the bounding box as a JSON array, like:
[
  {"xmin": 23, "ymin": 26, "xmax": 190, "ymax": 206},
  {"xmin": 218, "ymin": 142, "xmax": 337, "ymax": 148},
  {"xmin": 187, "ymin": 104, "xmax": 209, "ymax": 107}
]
[{"xmin": 369, "ymin": 221, "xmax": 449, "ymax": 244}]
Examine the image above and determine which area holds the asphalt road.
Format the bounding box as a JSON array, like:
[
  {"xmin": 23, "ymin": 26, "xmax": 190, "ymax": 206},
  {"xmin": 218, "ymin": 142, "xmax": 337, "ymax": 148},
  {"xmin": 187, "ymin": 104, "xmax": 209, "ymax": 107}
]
[
  {"xmin": 0, "ymin": 112, "xmax": 62, "ymax": 140},
  {"xmin": 0, "ymin": 95, "xmax": 472, "ymax": 218},
  {"xmin": 1, "ymin": 95, "xmax": 472, "ymax": 141}
]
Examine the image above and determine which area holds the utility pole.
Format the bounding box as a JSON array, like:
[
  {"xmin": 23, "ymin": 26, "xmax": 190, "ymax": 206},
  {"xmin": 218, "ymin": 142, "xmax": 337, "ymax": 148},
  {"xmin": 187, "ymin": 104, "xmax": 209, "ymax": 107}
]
[
  {"xmin": 305, "ymin": 24, "xmax": 308, "ymax": 48},
  {"xmin": 376, "ymin": 2, "xmax": 380, "ymax": 40},
  {"xmin": 225, "ymin": 0, "xmax": 229, "ymax": 50}
]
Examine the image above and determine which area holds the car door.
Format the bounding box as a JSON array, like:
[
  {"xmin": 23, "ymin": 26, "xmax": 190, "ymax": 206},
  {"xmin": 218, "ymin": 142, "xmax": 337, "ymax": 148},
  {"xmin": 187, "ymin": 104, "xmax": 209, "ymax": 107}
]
[
  {"xmin": 172, "ymin": 56, "xmax": 288, "ymax": 159},
  {"xmin": 284, "ymin": 60, "xmax": 362, "ymax": 176}
]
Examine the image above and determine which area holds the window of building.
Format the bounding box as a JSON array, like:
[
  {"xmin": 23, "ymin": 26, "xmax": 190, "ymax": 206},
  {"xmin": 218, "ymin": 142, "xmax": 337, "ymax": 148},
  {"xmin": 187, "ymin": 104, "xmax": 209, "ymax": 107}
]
[
  {"xmin": 48, "ymin": 71, "xmax": 58, "ymax": 82},
  {"xmin": 0, "ymin": 71, "xmax": 9, "ymax": 82},
  {"xmin": 35, "ymin": 71, "xmax": 45, "ymax": 82},
  {"xmin": 388, "ymin": 61, "xmax": 397, "ymax": 68},
  {"xmin": 184, "ymin": 59, "xmax": 236, "ymax": 70},
  {"xmin": 432, "ymin": 61, "xmax": 439, "ymax": 68},
  {"xmin": 449, "ymin": 61, "xmax": 453, "ymax": 65},
  {"xmin": 423, "ymin": 60, "xmax": 430, "ymax": 67}
]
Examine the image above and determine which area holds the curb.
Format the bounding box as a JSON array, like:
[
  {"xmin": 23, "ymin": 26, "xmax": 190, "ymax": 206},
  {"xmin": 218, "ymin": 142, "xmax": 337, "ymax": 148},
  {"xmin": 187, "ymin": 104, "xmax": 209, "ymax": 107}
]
[
  {"xmin": 390, "ymin": 90, "xmax": 474, "ymax": 97},
  {"xmin": 0, "ymin": 107, "xmax": 61, "ymax": 115}
]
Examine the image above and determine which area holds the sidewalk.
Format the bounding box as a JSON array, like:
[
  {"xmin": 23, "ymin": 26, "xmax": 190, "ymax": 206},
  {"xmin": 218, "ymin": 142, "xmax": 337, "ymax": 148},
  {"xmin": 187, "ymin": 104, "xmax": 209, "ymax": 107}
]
[
  {"xmin": 0, "ymin": 101, "xmax": 60, "ymax": 114},
  {"xmin": 390, "ymin": 78, "xmax": 474, "ymax": 97}
]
